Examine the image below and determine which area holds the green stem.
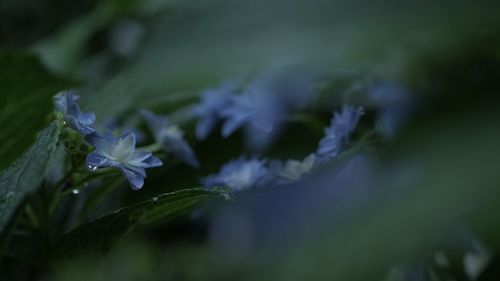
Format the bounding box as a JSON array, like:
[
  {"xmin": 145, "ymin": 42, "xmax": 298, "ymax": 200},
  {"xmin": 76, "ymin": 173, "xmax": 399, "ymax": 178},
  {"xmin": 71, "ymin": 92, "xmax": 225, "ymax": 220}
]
[
  {"xmin": 48, "ymin": 167, "xmax": 77, "ymax": 216},
  {"xmin": 60, "ymin": 168, "xmax": 117, "ymax": 197},
  {"xmin": 53, "ymin": 166, "xmax": 77, "ymax": 192},
  {"xmin": 139, "ymin": 142, "xmax": 162, "ymax": 153},
  {"xmin": 25, "ymin": 204, "xmax": 39, "ymax": 229},
  {"xmin": 49, "ymin": 168, "xmax": 117, "ymax": 215}
]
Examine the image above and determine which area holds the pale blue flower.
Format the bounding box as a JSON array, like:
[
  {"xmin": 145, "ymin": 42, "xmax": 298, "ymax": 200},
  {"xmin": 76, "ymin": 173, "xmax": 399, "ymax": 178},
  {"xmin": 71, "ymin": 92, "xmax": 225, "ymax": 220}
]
[
  {"xmin": 219, "ymin": 85, "xmax": 289, "ymax": 153},
  {"xmin": 191, "ymin": 81, "xmax": 238, "ymax": 140},
  {"xmin": 203, "ymin": 157, "xmax": 269, "ymax": 191},
  {"xmin": 86, "ymin": 131, "xmax": 163, "ymax": 190},
  {"xmin": 219, "ymin": 79, "xmax": 293, "ymax": 139},
  {"xmin": 266, "ymin": 154, "xmax": 316, "ymax": 185},
  {"xmin": 191, "ymin": 71, "xmax": 316, "ymax": 151},
  {"xmin": 219, "ymin": 72, "xmax": 316, "ymax": 150},
  {"xmin": 141, "ymin": 110, "xmax": 199, "ymax": 168},
  {"xmin": 316, "ymin": 105, "xmax": 364, "ymax": 160},
  {"xmin": 53, "ymin": 91, "xmax": 96, "ymax": 135}
]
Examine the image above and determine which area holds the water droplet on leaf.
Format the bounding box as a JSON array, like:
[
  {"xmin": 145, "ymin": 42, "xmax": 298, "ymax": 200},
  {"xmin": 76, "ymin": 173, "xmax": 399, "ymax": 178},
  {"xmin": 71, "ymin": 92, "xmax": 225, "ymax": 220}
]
[
  {"xmin": 87, "ymin": 164, "xmax": 98, "ymax": 171},
  {"xmin": 72, "ymin": 189, "xmax": 80, "ymax": 195}
]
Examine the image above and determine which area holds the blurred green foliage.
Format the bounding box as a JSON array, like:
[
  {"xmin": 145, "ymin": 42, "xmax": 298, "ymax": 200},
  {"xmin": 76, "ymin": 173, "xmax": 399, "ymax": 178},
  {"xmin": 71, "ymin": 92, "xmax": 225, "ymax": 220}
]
[
  {"xmin": 0, "ymin": 54, "xmax": 73, "ymax": 170},
  {"xmin": 0, "ymin": 123, "xmax": 60, "ymax": 251}
]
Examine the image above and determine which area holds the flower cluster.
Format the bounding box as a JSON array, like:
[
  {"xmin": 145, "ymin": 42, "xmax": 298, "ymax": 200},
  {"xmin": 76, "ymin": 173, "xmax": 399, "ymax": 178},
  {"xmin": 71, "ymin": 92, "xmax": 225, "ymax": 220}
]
[
  {"xmin": 141, "ymin": 110, "xmax": 199, "ymax": 168},
  {"xmin": 191, "ymin": 81, "xmax": 237, "ymax": 140},
  {"xmin": 54, "ymin": 91, "xmax": 96, "ymax": 135},
  {"xmin": 54, "ymin": 91, "xmax": 172, "ymax": 190},
  {"xmin": 202, "ymin": 104, "xmax": 364, "ymax": 191},
  {"xmin": 191, "ymin": 73, "xmax": 316, "ymax": 150},
  {"xmin": 53, "ymin": 80, "xmax": 363, "ymax": 192},
  {"xmin": 203, "ymin": 157, "xmax": 269, "ymax": 191}
]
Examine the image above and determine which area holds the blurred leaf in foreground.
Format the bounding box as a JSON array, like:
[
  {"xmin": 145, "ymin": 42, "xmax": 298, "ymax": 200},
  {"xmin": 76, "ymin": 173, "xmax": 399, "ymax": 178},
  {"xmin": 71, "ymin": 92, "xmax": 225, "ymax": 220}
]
[
  {"xmin": 0, "ymin": 122, "xmax": 60, "ymax": 238},
  {"xmin": 0, "ymin": 52, "xmax": 74, "ymax": 171}
]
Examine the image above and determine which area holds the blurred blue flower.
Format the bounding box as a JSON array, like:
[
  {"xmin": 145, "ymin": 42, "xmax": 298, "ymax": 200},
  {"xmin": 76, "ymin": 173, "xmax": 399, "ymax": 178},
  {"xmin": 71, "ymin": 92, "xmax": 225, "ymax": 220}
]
[
  {"xmin": 266, "ymin": 154, "xmax": 316, "ymax": 185},
  {"xmin": 219, "ymin": 83, "xmax": 290, "ymax": 153},
  {"xmin": 141, "ymin": 110, "xmax": 199, "ymax": 168},
  {"xmin": 191, "ymin": 81, "xmax": 238, "ymax": 140},
  {"xmin": 316, "ymin": 105, "xmax": 364, "ymax": 160},
  {"xmin": 370, "ymin": 82, "xmax": 413, "ymax": 138},
  {"xmin": 219, "ymin": 71, "xmax": 317, "ymax": 151},
  {"xmin": 219, "ymin": 77, "xmax": 301, "ymax": 138},
  {"xmin": 203, "ymin": 157, "xmax": 269, "ymax": 191},
  {"xmin": 190, "ymin": 71, "xmax": 316, "ymax": 151},
  {"xmin": 85, "ymin": 131, "xmax": 163, "ymax": 190},
  {"xmin": 104, "ymin": 117, "xmax": 146, "ymax": 144},
  {"xmin": 53, "ymin": 91, "xmax": 96, "ymax": 135}
]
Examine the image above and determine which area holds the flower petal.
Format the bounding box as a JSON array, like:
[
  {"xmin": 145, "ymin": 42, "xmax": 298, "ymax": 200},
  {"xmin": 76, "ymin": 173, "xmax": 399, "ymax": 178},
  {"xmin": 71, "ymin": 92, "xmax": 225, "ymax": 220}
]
[
  {"xmin": 169, "ymin": 139, "xmax": 199, "ymax": 168},
  {"xmin": 86, "ymin": 152, "xmax": 110, "ymax": 169},
  {"xmin": 196, "ymin": 116, "xmax": 216, "ymax": 140},
  {"xmin": 79, "ymin": 112, "xmax": 96, "ymax": 125},
  {"xmin": 113, "ymin": 133, "xmax": 136, "ymax": 159},
  {"xmin": 129, "ymin": 151, "xmax": 163, "ymax": 168},
  {"xmin": 119, "ymin": 166, "xmax": 146, "ymax": 190},
  {"xmin": 85, "ymin": 133, "xmax": 108, "ymax": 151}
]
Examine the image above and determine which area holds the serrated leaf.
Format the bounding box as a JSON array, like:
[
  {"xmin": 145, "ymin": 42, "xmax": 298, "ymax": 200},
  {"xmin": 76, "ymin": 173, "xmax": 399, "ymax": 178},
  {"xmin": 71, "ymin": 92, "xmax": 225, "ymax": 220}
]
[
  {"xmin": 0, "ymin": 122, "xmax": 60, "ymax": 234},
  {"xmin": 55, "ymin": 188, "xmax": 226, "ymax": 258},
  {"xmin": 0, "ymin": 52, "xmax": 74, "ymax": 171}
]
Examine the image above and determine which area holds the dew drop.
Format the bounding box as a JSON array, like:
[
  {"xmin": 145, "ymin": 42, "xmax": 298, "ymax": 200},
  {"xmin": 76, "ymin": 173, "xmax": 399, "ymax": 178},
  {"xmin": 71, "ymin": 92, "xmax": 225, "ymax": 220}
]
[
  {"xmin": 63, "ymin": 121, "xmax": 67, "ymax": 125},
  {"xmin": 87, "ymin": 165, "xmax": 98, "ymax": 171},
  {"xmin": 72, "ymin": 189, "xmax": 80, "ymax": 195}
]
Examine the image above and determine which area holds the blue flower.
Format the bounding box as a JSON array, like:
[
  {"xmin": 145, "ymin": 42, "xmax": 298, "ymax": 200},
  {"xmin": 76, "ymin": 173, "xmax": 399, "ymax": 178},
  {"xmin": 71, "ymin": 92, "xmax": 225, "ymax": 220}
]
[
  {"xmin": 219, "ymin": 72, "xmax": 316, "ymax": 151},
  {"xmin": 219, "ymin": 84, "xmax": 290, "ymax": 153},
  {"xmin": 54, "ymin": 91, "xmax": 96, "ymax": 135},
  {"xmin": 85, "ymin": 131, "xmax": 163, "ymax": 190},
  {"xmin": 266, "ymin": 154, "xmax": 316, "ymax": 185},
  {"xmin": 203, "ymin": 157, "xmax": 269, "ymax": 191},
  {"xmin": 316, "ymin": 105, "xmax": 364, "ymax": 160},
  {"xmin": 219, "ymin": 79, "xmax": 292, "ymax": 139},
  {"xmin": 141, "ymin": 110, "xmax": 199, "ymax": 168},
  {"xmin": 370, "ymin": 82, "xmax": 413, "ymax": 138},
  {"xmin": 191, "ymin": 81, "xmax": 238, "ymax": 140}
]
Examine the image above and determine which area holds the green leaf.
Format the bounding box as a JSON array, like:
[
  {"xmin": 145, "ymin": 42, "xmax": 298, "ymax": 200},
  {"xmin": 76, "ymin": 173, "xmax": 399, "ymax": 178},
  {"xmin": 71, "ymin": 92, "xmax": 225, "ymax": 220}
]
[
  {"xmin": 0, "ymin": 122, "xmax": 61, "ymax": 235},
  {"xmin": 54, "ymin": 188, "xmax": 227, "ymax": 258},
  {"xmin": 0, "ymin": 52, "xmax": 75, "ymax": 171}
]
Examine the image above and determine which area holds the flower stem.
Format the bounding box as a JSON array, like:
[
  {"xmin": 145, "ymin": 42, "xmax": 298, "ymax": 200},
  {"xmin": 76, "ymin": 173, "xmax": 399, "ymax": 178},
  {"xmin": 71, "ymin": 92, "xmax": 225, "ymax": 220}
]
[
  {"xmin": 53, "ymin": 166, "xmax": 77, "ymax": 192},
  {"xmin": 49, "ymin": 168, "xmax": 117, "ymax": 215},
  {"xmin": 139, "ymin": 142, "xmax": 162, "ymax": 153},
  {"xmin": 60, "ymin": 168, "xmax": 117, "ymax": 197}
]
